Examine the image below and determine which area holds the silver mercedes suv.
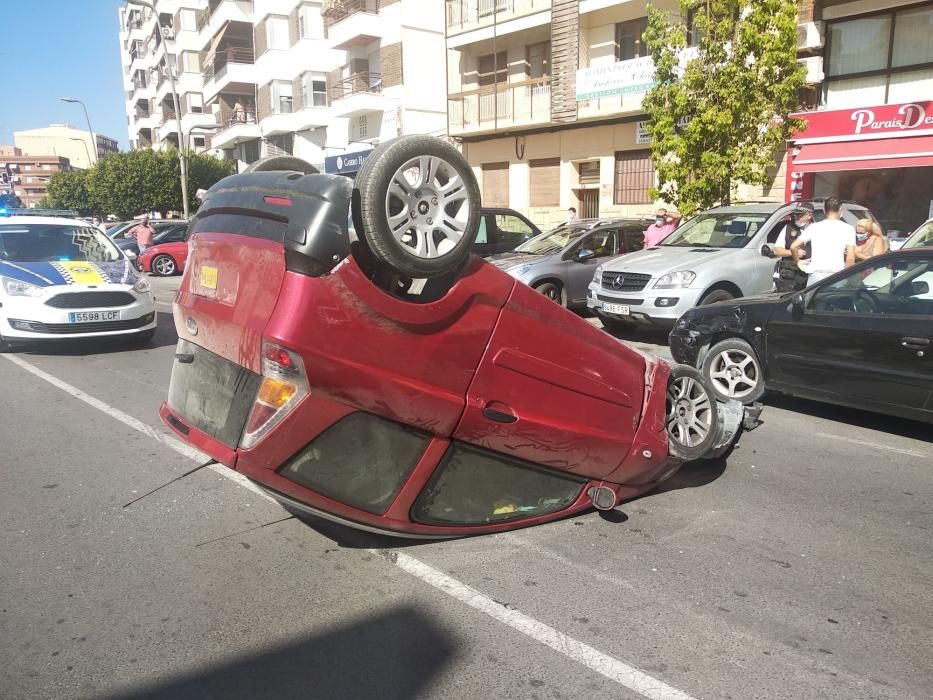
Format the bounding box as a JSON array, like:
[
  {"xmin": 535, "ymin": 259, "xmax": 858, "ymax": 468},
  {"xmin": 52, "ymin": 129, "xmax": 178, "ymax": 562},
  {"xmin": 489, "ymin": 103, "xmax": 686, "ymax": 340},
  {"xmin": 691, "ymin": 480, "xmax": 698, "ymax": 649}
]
[{"xmin": 587, "ymin": 200, "xmax": 873, "ymax": 330}]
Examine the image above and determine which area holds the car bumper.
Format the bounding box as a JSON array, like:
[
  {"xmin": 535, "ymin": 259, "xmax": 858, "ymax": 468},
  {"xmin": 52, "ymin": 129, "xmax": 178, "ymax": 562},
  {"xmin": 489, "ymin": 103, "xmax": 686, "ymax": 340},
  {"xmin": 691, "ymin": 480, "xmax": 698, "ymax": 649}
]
[
  {"xmin": 1, "ymin": 294, "xmax": 157, "ymax": 340},
  {"xmin": 586, "ymin": 283, "xmax": 701, "ymax": 326}
]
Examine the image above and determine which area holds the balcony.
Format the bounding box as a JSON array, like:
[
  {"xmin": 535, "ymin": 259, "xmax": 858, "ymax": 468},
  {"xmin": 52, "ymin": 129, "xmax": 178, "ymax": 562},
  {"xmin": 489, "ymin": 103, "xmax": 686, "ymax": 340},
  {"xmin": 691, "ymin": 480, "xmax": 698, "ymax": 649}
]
[
  {"xmin": 328, "ymin": 71, "xmax": 383, "ymax": 117},
  {"xmin": 202, "ymin": 46, "xmax": 256, "ymax": 102},
  {"xmin": 445, "ymin": 0, "xmax": 550, "ymax": 35},
  {"xmin": 323, "ymin": 0, "xmax": 383, "ymax": 49},
  {"xmin": 448, "ymin": 78, "xmax": 550, "ymax": 135},
  {"xmin": 210, "ymin": 114, "xmax": 261, "ymax": 150},
  {"xmin": 197, "ymin": 0, "xmax": 253, "ymax": 38}
]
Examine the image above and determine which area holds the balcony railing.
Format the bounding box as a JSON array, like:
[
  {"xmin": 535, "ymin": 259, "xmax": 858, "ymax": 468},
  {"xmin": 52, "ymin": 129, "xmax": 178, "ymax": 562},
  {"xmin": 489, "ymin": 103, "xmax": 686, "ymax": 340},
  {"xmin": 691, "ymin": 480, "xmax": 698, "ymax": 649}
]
[
  {"xmin": 445, "ymin": 0, "xmax": 549, "ymax": 32},
  {"xmin": 323, "ymin": 0, "xmax": 379, "ymax": 31},
  {"xmin": 328, "ymin": 71, "xmax": 382, "ymax": 102},
  {"xmin": 448, "ymin": 78, "xmax": 550, "ymax": 133},
  {"xmin": 130, "ymin": 44, "xmax": 147, "ymax": 62},
  {"xmin": 202, "ymin": 46, "xmax": 255, "ymax": 84},
  {"xmin": 133, "ymin": 75, "xmax": 149, "ymax": 91}
]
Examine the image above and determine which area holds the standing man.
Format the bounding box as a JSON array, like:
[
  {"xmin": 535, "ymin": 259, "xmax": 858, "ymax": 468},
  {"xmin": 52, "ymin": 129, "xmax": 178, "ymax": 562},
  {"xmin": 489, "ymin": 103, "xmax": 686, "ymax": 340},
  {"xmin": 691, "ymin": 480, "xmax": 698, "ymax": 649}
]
[
  {"xmin": 565, "ymin": 207, "xmax": 579, "ymax": 224},
  {"xmin": 128, "ymin": 215, "xmax": 155, "ymax": 254},
  {"xmin": 643, "ymin": 208, "xmax": 682, "ymax": 248},
  {"xmin": 790, "ymin": 196, "xmax": 856, "ymax": 286},
  {"xmin": 771, "ymin": 203, "xmax": 813, "ymax": 292},
  {"xmin": 91, "ymin": 216, "xmax": 107, "ymax": 234}
]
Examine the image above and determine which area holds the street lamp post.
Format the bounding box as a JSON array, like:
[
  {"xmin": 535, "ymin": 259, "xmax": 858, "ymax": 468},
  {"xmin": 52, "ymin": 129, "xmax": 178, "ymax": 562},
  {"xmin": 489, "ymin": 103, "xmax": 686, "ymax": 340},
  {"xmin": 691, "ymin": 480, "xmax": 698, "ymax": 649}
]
[
  {"xmin": 67, "ymin": 138, "xmax": 93, "ymax": 168},
  {"xmin": 60, "ymin": 97, "xmax": 98, "ymax": 165},
  {"xmin": 126, "ymin": 0, "xmax": 189, "ymax": 218}
]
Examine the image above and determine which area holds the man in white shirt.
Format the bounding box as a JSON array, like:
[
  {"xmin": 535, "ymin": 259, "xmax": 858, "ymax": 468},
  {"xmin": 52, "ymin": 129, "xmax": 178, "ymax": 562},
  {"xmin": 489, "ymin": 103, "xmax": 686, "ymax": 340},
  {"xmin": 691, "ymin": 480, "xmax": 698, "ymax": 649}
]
[{"xmin": 790, "ymin": 196, "xmax": 856, "ymax": 285}]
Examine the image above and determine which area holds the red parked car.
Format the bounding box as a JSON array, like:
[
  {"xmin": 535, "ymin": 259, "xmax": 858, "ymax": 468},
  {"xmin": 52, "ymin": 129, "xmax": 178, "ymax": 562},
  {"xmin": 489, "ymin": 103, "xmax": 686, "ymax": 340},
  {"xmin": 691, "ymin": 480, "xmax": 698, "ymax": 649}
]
[
  {"xmin": 138, "ymin": 228, "xmax": 189, "ymax": 276},
  {"xmin": 160, "ymin": 137, "xmax": 757, "ymax": 538}
]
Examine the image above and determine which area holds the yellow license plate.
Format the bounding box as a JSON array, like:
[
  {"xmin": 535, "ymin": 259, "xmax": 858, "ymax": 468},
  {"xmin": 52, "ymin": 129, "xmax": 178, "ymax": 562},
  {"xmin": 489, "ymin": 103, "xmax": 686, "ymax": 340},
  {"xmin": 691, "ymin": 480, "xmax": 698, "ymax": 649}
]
[{"xmin": 200, "ymin": 265, "xmax": 218, "ymax": 290}]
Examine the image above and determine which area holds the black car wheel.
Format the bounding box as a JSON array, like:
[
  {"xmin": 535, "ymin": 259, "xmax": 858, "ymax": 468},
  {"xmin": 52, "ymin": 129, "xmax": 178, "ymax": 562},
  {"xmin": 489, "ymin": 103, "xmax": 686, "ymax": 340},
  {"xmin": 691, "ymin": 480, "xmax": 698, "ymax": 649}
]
[
  {"xmin": 352, "ymin": 135, "xmax": 481, "ymax": 279},
  {"xmin": 698, "ymin": 289, "xmax": 735, "ymax": 306},
  {"xmin": 534, "ymin": 281, "xmax": 565, "ymax": 306},
  {"xmin": 701, "ymin": 338, "xmax": 765, "ymax": 404},
  {"xmin": 243, "ymin": 155, "xmax": 319, "ymax": 174},
  {"xmin": 666, "ymin": 365, "xmax": 720, "ymax": 461},
  {"xmin": 152, "ymin": 254, "xmax": 177, "ymax": 276}
]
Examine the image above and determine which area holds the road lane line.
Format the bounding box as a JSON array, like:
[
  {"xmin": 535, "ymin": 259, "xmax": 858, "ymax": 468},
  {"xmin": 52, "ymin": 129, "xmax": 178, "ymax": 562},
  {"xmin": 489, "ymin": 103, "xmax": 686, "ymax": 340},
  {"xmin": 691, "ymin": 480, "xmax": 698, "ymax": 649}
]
[
  {"xmin": 815, "ymin": 432, "xmax": 931, "ymax": 459},
  {"xmin": 384, "ymin": 551, "xmax": 697, "ymax": 700},
  {"xmin": 1, "ymin": 354, "xmax": 267, "ymax": 500},
  {"xmin": 4, "ymin": 352, "xmax": 698, "ymax": 700}
]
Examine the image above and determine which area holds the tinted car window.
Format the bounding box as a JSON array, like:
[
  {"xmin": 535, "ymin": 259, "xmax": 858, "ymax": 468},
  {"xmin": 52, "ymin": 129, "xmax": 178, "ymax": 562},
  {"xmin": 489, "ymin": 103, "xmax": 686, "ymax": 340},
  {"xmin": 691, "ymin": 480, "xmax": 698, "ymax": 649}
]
[
  {"xmin": 621, "ymin": 225, "xmax": 645, "ymax": 252},
  {"xmin": 516, "ymin": 226, "xmax": 588, "ymax": 254},
  {"xmin": 475, "ymin": 216, "xmax": 488, "ymax": 244},
  {"xmin": 904, "ymin": 221, "xmax": 933, "ymax": 249},
  {"xmin": 494, "ymin": 214, "xmax": 534, "ymax": 246},
  {"xmin": 0, "ymin": 224, "xmax": 123, "ymax": 263},
  {"xmin": 576, "ymin": 229, "xmax": 618, "ymax": 257},
  {"xmin": 810, "ymin": 256, "xmax": 933, "ymax": 316}
]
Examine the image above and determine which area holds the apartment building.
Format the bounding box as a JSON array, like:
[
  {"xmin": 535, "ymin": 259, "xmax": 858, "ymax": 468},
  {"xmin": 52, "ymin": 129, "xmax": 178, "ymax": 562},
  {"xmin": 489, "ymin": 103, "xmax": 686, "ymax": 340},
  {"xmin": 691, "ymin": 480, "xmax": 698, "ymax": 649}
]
[
  {"xmin": 789, "ymin": 0, "xmax": 933, "ymax": 235},
  {"xmin": 14, "ymin": 124, "xmax": 119, "ymax": 170},
  {"xmin": 0, "ymin": 155, "xmax": 73, "ymax": 208},
  {"xmin": 118, "ymin": 0, "xmax": 448, "ymax": 174}
]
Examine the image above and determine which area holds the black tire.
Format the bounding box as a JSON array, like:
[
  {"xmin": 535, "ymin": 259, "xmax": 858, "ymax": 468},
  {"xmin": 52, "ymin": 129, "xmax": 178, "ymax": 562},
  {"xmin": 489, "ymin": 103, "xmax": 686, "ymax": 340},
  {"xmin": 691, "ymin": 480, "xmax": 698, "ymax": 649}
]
[
  {"xmin": 151, "ymin": 254, "xmax": 176, "ymax": 276},
  {"xmin": 533, "ymin": 281, "xmax": 565, "ymax": 306},
  {"xmin": 701, "ymin": 338, "xmax": 765, "ymax": 404},
  {"xmin": 698, "ymin": 288, "xmax": 735, "ymax": 306},
  {"xmin": 598, "ymin": 314, "xmax": 634, "ymax": 333},
  {"xmin": 666, "ymin": 364, "xmax": 720, "ymax": 462},
  {"xmin": 352, "ymin": 135, "xmax": 481, "ymax": 279},
  {"xmin": 244, "ymin": 156, "xmax": 318, "ymax": 174}
]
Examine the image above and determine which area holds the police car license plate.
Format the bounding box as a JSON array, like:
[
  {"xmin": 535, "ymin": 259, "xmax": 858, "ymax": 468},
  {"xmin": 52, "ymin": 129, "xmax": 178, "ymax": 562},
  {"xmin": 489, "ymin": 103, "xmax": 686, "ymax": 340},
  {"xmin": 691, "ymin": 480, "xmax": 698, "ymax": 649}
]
[
  {"xmin": 603, "ymin": 303, "xmax": 630, "ymax": 315},
  {"xmin": 69, "ymin": 311, "xmax": 121, "ymax": 323}
]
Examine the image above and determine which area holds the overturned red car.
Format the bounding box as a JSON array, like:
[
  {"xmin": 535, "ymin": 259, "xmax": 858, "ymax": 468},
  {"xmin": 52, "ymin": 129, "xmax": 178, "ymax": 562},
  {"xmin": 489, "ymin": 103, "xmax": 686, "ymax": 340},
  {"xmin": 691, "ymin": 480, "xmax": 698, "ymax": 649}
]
[{"xmin": 161, "ymin": 136, "xmax": 756, "ymax": 538}]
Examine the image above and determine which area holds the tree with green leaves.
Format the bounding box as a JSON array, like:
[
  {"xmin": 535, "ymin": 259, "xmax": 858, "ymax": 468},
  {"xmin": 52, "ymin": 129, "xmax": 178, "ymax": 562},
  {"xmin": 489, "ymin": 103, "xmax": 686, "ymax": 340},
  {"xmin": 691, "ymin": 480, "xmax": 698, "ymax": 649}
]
[
  {"xmin": 45, "ymin": 169, "xmax": 93, "ymax": 215},
  {"xmin": 642, "ymin": 0, "xmax": 805, "ymax": 215}
]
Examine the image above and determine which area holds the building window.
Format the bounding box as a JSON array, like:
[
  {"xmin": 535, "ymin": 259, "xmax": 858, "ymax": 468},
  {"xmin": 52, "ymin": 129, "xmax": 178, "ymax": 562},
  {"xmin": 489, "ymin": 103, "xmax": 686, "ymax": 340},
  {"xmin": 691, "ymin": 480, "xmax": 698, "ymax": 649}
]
[
  {"xmin": 193, "ymin": 136, "xmax": 206, "ymax": 148},
  {"xmin": 271, "ymin": 80, "xmax": 293, "ymax": 114},
  {"xmin": 529, "ymin": 158, "xmax": 559, "ymax": 207},
  {"xmin": 357, "ymin": 115, "xmax": 368, "ymax": 139},
  {"xmin": 478, "ymin": 51, "xmax": 508, "ymax": 87},
  {"xmin": 526, "ymin": 42, "xmax": 550, "ymax": 79},
  {"xmin": 686, "ymin": 8, "xmax": 702, "ymax": 48},
  {"xmin": 614, "ymin": 150, "xmax": 655, "ymax": 205},
  {"xmin": 188, "ymin": 93, "xmax": 203, "ymax": 114},
  {"xmin": 825, "ymin": 6, "xmax": 933, "ymax": 108},
  {"xmin": 482, "ymin": 162, "xmax": 509, "ymax": 208},
  {"xmin": 266, "ymin": 15, "xmax": 289, "ymax": 50},
  {"xmin": 301, "ymin": 73, "xmax": 327, "ymax": 107},
  {"xmin": 298, "ymin": 4, "xmax": 324, "ymax": 39},
  {"xmin": 615, "ymin": 18, "xmax": 648, "ymax": 60}
]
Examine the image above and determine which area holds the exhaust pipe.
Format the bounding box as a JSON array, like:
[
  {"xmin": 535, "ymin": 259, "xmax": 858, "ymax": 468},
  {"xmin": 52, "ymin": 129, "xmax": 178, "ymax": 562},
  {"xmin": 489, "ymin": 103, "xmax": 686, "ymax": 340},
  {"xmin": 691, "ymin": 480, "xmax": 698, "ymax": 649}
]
[{"xmin": 587, "ymin": 485, "xmax": 618, "ymax": 511}]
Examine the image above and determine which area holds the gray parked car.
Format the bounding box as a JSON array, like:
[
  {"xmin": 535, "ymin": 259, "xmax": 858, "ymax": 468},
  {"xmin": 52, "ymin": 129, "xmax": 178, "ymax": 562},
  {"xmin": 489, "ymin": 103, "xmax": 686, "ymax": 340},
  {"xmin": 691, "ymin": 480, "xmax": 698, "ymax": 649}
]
[
  {"xmin": 488, "ymin": 218, "xmax": 651, "ymax": 307},
  {"xmin": 587, "ymin": 200, "xmax": 875, "ymax": 330}
]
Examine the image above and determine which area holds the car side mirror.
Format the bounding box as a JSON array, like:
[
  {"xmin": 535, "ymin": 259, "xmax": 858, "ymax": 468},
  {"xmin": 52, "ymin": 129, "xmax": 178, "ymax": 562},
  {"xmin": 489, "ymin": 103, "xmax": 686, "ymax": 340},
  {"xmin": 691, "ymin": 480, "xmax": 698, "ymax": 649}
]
[
  {"xmin": 911, "ymin": 280, "xmax": 930, "ymax": 295},
  {"xmin": 790, "ymin": 293, "xmax": 805, "ymax": 319},
  {"xmin": 576, "ymin": 249, "xmax": 596, "ymax": 262},
  {"xmin": 760, "ymin": 244, "xmax": 775, "ymax": 258}
]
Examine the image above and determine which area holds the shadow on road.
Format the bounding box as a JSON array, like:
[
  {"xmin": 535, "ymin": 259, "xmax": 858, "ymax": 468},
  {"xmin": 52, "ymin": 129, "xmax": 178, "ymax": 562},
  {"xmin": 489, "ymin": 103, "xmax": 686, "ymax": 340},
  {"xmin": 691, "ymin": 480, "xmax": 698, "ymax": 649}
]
[
  {"xmin": 104, "ymin": 606, "xmax": 456, "ymax": 700},
  {"xmin": 16, "ymin": 313, "xmax": 177, "ymax": 356},
  {"xmin": 764, "ymin": 392, "xmax": 932, "ymax": 444},
  {"xmin": 652, "ymin": 457, "xmax": 729, "ymax": 495}
]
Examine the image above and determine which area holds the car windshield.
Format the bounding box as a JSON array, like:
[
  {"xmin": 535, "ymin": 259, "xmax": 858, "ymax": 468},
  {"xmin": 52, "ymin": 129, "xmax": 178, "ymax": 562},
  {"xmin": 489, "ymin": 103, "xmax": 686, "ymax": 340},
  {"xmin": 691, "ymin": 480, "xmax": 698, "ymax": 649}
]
[
  {"xmin": 515, "ymin": 225, "xmax": 588, "ymax": 255},
  {"xmin": 903, "ymin": 221, "xmax": 933, "ymax": 249},
  {"xmin": 662, "ymin": 213, "xmax": 770, "ymax": 248},
  {"xmin": 0, "ymin": 224, "xmax": 123, "ymax": 263}
]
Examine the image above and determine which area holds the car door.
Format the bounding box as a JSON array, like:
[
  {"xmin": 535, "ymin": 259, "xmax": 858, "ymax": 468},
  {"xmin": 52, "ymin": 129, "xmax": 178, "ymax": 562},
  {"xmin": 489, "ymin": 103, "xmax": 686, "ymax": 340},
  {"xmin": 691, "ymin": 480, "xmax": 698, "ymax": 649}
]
[
  {"xmin": 490, "ymin": 213, "xmax": 537, "ymax": 256},
  {"xmin": 766, "ymin": 254, "xmax": 933, "ymax": 415},
  {"xmin": 565, "ymin": 228, "xmax": 619, "ymax": 304}
]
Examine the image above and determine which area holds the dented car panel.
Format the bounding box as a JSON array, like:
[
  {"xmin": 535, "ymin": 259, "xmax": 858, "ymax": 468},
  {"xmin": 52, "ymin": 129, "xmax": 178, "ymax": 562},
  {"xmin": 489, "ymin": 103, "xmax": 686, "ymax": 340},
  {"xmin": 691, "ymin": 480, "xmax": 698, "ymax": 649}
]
[{"xmin": 669, "ymin": 295, "xmax": 780, "ymax": 367}]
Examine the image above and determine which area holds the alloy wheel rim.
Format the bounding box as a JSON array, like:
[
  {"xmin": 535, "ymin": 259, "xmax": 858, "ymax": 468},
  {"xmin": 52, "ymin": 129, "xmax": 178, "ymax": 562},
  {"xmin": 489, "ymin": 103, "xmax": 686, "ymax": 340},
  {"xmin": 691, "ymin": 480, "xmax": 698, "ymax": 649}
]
[
  {"xmin": 708, "ymin": 350, "xmax": 758, "ymax": 399},
  {"xmin": 666, "ymin": 376, "xmax": 713, "ymax": 448},
  {"xmin": 155, "ymin": 257, "xmax": 174, "ymax": 275},
  {"xmin": 384, "ymin": 155, "xmax": 470, "ymax": 259}
]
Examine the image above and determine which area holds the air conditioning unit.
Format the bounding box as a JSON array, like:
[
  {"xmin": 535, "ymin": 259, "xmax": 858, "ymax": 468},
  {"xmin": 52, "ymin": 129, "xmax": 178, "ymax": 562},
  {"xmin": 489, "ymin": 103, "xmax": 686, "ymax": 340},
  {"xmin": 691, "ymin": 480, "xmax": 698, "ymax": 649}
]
[
  {"xmin": 797, "ymin": 21, "xmax": 825, "ymax": 51},
  {"xmin": 161, "ymin": 26, "xmax": 175, "ymax": 40},
  {"xmin": 799, "ymin": 56, "xmax": 824, "ymax": 85}
]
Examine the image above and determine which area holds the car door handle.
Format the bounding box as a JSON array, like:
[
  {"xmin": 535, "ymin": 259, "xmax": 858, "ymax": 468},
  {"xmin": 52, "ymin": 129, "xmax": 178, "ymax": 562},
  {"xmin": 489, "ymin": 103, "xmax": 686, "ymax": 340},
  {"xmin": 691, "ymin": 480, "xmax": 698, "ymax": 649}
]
[
  {"xmin": 482, "ymin": 401, "xmax": 517, "ymax": 424},
  {"xmin": 901, "ymin": 337, "xmax": 930, "ymax": 350}
]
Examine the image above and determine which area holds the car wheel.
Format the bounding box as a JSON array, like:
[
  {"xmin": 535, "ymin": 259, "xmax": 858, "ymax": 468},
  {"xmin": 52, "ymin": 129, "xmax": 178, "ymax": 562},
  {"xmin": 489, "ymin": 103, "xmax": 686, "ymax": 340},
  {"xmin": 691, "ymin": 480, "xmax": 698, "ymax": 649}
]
[
  {"xmin": 698, "ymin": 288, "xmax": 735, "ymax": 306},
  {"xmin": 352, "ymin": 135, "xmax": 481, "ymax": 279},
  {"xmin": 243, "ymin": 155, "xmax": 318, "ymax": 174},
  {"xmin": 701, "ymin": 338, "xmax": 765, "ymax": 404},
  {"xmin": 152, "ymin": 254, "xmax": 177, "ymax": 276},
  {"xmin": 666, "ymin": 365, "xmax": 720, "ymax": 461},
  {"xmin": 533, "ymin": 281, "xmax": 565, "ymax": 306},
  {"xmin": 598, "ymin": 314, "xmax": 633, "ymax": 333}
]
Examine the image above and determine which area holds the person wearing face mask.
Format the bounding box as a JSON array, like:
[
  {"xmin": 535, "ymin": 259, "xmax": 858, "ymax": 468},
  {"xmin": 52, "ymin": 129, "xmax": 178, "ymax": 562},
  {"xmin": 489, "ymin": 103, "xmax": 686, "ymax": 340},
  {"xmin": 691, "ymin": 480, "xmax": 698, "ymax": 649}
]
[
  {"xmin": 770, "ymin": 202, "xmax": 813, "ymax": 292},
  {"xmin": 853, "ymin": 218, "xmax": 889, "ymax": 261},
  {"xmin": 643, "ymin": 207, "xmax": 682, "ymax": 248}
]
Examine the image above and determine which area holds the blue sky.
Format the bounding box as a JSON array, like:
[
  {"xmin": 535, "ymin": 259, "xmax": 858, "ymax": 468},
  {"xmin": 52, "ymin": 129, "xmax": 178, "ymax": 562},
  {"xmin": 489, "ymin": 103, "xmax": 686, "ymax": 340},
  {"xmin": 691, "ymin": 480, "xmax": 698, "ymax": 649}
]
[{"xmin": 0, "ymin": 1, "xmax": 128, "ymax": 149}]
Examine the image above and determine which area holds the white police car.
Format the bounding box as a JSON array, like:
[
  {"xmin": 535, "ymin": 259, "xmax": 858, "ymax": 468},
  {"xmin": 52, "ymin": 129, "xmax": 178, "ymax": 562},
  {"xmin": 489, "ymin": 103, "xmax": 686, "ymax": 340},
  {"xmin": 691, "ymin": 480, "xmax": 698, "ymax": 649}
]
[{"xmin": 0, "ymin": 215, "xmax": 156, "ymax": 350}]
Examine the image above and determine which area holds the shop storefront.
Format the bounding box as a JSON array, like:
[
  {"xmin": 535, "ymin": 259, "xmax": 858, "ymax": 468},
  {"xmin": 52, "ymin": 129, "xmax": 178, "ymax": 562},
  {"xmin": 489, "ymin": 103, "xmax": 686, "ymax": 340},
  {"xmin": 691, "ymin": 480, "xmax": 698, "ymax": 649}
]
[
  {"xmin": 786, "ymin": 101, "xmax": 933, "ymax": 237},
  {"xmin": 324, "ymin": 149, "xmax": 373, "ymax": 178}
]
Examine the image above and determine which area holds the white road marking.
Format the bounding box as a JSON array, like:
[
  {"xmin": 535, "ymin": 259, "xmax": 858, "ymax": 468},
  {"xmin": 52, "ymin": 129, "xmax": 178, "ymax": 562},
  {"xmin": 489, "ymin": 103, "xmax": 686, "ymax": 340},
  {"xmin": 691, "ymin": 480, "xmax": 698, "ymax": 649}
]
[
  {"xmin": 385, "ymin": 551, "xmax": 697, "ymax": 700},
  {"xmin": 815, "ymin": 432, "xmax": 930, "ymax": 459},
  {"xmin": 3, "ymin": 352, "xmax": 698, "ymax": 700},
  {"xmin": 1, "ymin": 354, "xmax": 267, "ymax": 499}
]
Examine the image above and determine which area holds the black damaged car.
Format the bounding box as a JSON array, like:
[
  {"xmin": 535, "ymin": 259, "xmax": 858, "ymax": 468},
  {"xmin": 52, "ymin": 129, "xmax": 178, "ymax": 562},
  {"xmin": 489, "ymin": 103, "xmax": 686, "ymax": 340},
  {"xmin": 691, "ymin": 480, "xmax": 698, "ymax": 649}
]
[{"xmin": 669, "ymin": 248, "xmax": 933, "ymax": 424}]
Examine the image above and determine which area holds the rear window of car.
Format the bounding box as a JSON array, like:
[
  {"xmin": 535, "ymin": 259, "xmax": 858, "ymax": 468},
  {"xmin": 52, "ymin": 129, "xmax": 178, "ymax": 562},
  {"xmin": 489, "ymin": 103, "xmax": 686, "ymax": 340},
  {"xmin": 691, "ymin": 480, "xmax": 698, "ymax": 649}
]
[{"xmin": 0, "ymin": 224, "xmax": 123, "ymax": 263}]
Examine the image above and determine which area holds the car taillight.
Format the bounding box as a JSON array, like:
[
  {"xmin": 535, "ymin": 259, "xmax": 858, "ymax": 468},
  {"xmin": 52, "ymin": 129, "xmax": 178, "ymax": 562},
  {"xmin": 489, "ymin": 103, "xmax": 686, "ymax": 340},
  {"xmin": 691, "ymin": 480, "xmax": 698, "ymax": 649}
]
[{"xmin": 240, "ymin": 341, "xmax": 309, "ymax": 449}]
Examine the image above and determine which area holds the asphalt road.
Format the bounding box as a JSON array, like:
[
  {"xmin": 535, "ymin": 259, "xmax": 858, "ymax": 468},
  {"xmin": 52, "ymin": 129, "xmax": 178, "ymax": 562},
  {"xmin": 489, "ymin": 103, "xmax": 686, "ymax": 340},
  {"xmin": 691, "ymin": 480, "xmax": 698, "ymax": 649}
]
[{"xmin": 1, "ymin": 277, "xmax": 931, "ymax": 699}]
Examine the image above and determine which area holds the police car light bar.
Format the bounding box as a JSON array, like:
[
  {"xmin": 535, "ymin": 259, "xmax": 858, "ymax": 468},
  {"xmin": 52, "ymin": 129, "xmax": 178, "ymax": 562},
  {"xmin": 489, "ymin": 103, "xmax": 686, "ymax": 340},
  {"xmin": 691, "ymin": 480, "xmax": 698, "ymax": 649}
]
[{"xmin": 0, "ymin": 208, "xmax": 81, "ymax": 218}]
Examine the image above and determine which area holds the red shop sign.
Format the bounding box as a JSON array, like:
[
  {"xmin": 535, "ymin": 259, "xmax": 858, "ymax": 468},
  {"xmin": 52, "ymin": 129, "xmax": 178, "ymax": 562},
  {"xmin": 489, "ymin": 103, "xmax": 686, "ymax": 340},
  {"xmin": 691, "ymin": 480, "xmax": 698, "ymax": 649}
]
[{"xmin": 791, "ymin": 101, "xmax": 933, "ymax": 143}]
